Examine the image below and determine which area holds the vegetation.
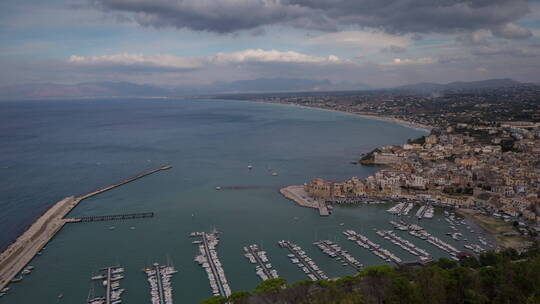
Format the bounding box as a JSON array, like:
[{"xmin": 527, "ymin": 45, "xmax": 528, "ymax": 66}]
[{"xmin": 204, "ymin": 245, "xmax": 540, "ymax": 304}]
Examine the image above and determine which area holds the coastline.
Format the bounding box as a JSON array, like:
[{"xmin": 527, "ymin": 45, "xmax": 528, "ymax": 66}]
[{"xmin": 244, "ymin": 100, "xmax": 432, "ymax": 132}]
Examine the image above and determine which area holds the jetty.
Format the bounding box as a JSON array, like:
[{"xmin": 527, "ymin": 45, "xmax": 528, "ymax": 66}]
[
  {"xmin": 280, "ymin": 186, "xmax": 329, "ymax": 216},
  {"xmin": 190, "ymin": 229, "xmax": 231, "ymax": 298},
  {"xmin": 243, "ymin": 244, "xmax": 279, "ymax": 281},
  {"xmin": 88, "ymin": 266, "xmax": 125, "ymax": 304},
  {"xmin": 278, "ymin": 240, "xmax": 328, "ymax": 281},
  {"xmin": 314, "ymin": 240, "xmax": 363, "ymax": 271},
  {"xmin": 343, "ymin": 230, "xmax": 403, "ymax": 264},
  {"xmin": 143, "ymin": 263, "xmax": 177, "ymax": 304},
  {"xmin": 0, "ymin": 165, "xmax": 172, "ymax": 291}
]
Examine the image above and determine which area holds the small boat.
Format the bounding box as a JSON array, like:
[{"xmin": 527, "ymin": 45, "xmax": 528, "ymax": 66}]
[
  {"xmin": 58, "ymin": 293, "xmax": 64, "ymax": 299},
  {"xmin": 108, "ymin": 226, "xmax": 116, "ymax": 230},
  {"xmin": 339, "ymin": 223, "xmax": 345, "ymax": 226},
  {"xmin": 1, "ymin": 287, "xmax": 9, "ymax": 293},
  {"xmin": 271, "ymin": 172, "xmax": 278, "ymax": 176},
  {"xmin": 248, "ymin": 165, "xmax": 253, "ymax": 170},
  {"xmin": 11, "ymin": 276, "xmax": 23, "ymax": 283},
  {"xmin": 215, "ymin": 186, "xmax": 222, "ymax": 190},
  {"xmin": 130, "ymin": 226, "xmax": 135, "ymax": 230}
]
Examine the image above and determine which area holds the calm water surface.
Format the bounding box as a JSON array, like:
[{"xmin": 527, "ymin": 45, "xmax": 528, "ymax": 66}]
[{"xmin": 0, "ymin": 98, "xmax": 488, "ymax": 304}]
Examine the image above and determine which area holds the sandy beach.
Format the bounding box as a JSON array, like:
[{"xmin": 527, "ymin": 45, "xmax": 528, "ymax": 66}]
[{"xmin": 249, "ymin": 100, "xmax": 432, "ymax": 132}]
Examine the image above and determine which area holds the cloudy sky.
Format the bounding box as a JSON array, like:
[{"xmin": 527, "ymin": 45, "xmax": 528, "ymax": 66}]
[{"xmin": 1, "ymin": 0, "xmax": 540, "ymax": 89}]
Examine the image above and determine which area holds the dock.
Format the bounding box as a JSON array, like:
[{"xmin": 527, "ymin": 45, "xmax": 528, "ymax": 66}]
[
  {"xmin": 343, "ymin": 230, "xmax": 403, "ymax": 264},
  {"xmin": 87, "ymin": 266, "xmax": 125, "ymax": 304},
  {"xmin": 0, "ymin": 165, "xmax": 172, "ymax": 291},
  {"xmin": 243, "ymin": 244, "xmax": 279, "ymax": 281},
  {"xmin": 280, "ymin": 186, "xmax": 329, "ymax": 216},
  {"xmin": 190, "ymin": 230, "xmax": 231, "ymax": 298},
  {"xmin": 376, "ymin": 230, "xmax": 431, "ymax": 260},
  {"xmin": 144, "ymin": 263, "xmax": 177, "ymax": 304},
  {"xmin": 313, "ymin": 240, "xmax": 363, "ymax": 271},
  {"xmin": 69, "ymin": 212, "xmax": 154, "ymax": 223},
  {"xmin": 278, "ymin": 240, "xmax": 328, "ymax": 281}
]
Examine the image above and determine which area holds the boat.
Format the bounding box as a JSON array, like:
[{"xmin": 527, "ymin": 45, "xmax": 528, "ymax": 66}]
[
  {"xmin": 108, "ymin": 226, "xmax": 116, "ymax": 230},
  {"xmin": 248, "ymin": 165, "xmax": 253, "ymax": 170},
  {"xmin": 271, "ymin": 172, "xmax": 278, "ymax": 176},
  {"xmin": 11, "ymin": 276, "xmax": 23, "ymax": 283},
  {"xmin": 58, "ymin": 293, "xmax": 64, "ymax": 299},
  {"xmin": 215, "ymin": 186, "xmax": 222, "ymax": 190}
]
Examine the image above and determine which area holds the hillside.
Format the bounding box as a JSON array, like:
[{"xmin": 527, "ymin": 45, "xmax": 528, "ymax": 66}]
[{"xmin": 202, "ymin": 246, "xmax": 540, "ymax": 304}]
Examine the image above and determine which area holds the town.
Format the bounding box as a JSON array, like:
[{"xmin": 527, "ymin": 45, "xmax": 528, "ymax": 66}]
[{"xmin": 244, "ymin": 85, "xmax": 540, "ymax": 248}]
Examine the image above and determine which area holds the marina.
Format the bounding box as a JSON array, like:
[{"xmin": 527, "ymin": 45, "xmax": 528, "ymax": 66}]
[
  {"xmin": 313, "ymin": 240, "xmax": 363, "ymax": 271},
  {"xmin": 278, "ymin": 240, "xmax": 328, "ymax": 281},
  {"xmin": 386, "ymin": 202, "xmax": 414, "ymax": 216},
  {"xmin": 143, "ymin": 263, "xmax": 177, "ymax": 304},
  {"xmin": 343, "ymin": 230, "xmax": 402, "ymax": 264},
  {"xmin": 190, "ymin": 230, "xmax": 231, "ymax": 298},
  {"xmin": 243, "ymin": 244, "xmax": 279, "ymax": 281},
  {"xmin": 87, "ymin": 266, "xmax": 125, "ymax": 304}
]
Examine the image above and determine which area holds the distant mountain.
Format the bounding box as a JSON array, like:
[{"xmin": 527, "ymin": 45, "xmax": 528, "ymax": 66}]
[
  {"xmin": 0, "ymin": 82, "xmax": 171, "ymax": 99},
  {"xmin": 0, "ymin": 78, "xmax": 371, "ymax": 99},
  {"xmin": 393, "ymin": 78, "xmax": 523, "ymax": 94}
]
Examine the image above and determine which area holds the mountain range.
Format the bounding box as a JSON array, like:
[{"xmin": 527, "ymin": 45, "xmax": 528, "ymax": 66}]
[{"xmin": 0, "ymin": 78, "xmax": 529, "ymax": 99}]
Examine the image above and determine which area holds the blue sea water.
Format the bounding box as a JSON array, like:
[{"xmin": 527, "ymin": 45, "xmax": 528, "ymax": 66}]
[{"xmin": 0, "ymin": 98, "xmax": 470, "ymax": 303}]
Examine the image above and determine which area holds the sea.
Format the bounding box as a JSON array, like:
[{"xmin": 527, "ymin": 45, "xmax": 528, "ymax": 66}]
[{"xmin": 0, "ymin": 98, "xmax": 488, "ymax": 303}]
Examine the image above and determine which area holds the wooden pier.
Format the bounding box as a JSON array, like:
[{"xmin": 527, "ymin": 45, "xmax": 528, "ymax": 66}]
[
  {"xmin": 0, "ymin": 165, "xmax": 172, "ymax": 291},
  {"xmin": 70, "ymin": 212, "xmax": 154, "ymax": 223}
]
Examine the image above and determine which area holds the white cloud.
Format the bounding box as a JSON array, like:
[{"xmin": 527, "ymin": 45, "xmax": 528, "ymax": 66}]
[
  {"xmin": 307, "ymin": 31, "xmax": 411, "ymax": 50},
  {"xmin": 68, "ymin": 49, "xmax": 347, "ymax": 71},
  {"xmin": 68, "ymin": 53, "xmax": 202, "ymax": 70},
  {"xmin": 390, "ymin": 57, "xmax": 435, "ymax": 65},
  {"xmin": 208, "ymin": 49, "xmax": 345, "ymax": 64}
]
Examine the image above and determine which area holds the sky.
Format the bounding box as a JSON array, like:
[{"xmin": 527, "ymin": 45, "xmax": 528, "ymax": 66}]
[{"xmin": 1, "ymin": 0, "xmax": 540, "ymax": 89}]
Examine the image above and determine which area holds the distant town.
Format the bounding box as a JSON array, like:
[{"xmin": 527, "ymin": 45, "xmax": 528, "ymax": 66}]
[{"xmin": 240, "ymin": 84, "xmax": 540, "ymax": 250}]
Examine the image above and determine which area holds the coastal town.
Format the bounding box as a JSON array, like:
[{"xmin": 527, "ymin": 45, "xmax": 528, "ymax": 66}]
[{"xmin": 251, "ymin": 86, "xmax": 540, "ymax": 251}]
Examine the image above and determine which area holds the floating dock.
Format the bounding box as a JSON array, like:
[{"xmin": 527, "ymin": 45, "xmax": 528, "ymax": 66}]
[
  {"xmin": 343, "ymin": 230, "xmax": 402, "ymax": 264},
  {"xmin": 243, "ymin": 244, "xmax": 279, "ymax": 281},
  {"xmin": 190, "ymin": 230, "xmax": 231, "ymax": 298},
  {"xmin": 376, "ymin": 230, "xmax": 431, "ymax": 260},
  {"xmin": 87, "ymin": 266, "xmax": 125, "ymax": 304},
  {"xmin": 278, "ymin": 240, "xmax": 328, "ymax": 281},
  {"xmin": 313, "ymin": 240, "xmax": 363, "ymax": 271},
  {"xmin": 143, "ymin": 263, "xmax": 177, "ymax": 304},
  {"xmin": 0, "ymin": 165, "xmax": 172, "ymax": 291}
]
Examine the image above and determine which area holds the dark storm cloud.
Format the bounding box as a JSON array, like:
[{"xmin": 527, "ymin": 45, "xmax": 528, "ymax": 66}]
[{"xmin": 91, "ymin": 0, "xmax": 532, "ymax": 35}]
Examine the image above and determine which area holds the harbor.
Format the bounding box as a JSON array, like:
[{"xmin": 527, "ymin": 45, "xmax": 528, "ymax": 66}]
[
  {"xmin": 190, "ymin": 230, "xmax": 231, "ymax": 298},
  {"xmin": 0, "ymin": 165, "xmax": 172, "ymax": 292},
  {"xmin": 313, "ymin": 240, "xmax": 363, "ymax": 271},
  {"xmin": 278, "ymin": 240, "xmax": 328, "ymax": 281},
  {"xmin": 243, "ymin": 244, "xmax": 279, "ymax": 281},
  {"xmin": 143, "ymin": 263, "xmax": 177, "ymax": 304}
]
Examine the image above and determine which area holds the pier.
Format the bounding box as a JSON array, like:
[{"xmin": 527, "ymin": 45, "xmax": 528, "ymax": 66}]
[
  {"xmin": 376, "ymin": 230, "xmax": 431, "ymax": 260},
  {"xmin": 244, "ymin": 244, "xmax": 279, "ymax": 281},
  {"xmin": 280, "ymin": 186, "xmax": 329, "ymax": 216},
  {"xmin": 191, "ymin": 230, "xmax": 231, "ymax": 298},
  {"xmin": 88, "ymin": 266, "xmax": 125, "ymax": 304},
  {"xmin": 343, "ymin": 230, "xmax": 402, "ymax": 264},
  {"xmin": 144, "ymin": 263, "xmax": 177, "ymax": 304},
  {"xmin": 314, "ymin": 240, "xmax": 363, "ymax": 271},
  {"xmin": 278, "ymin": 240, "xmax": 328, "ymax": 281},
  {"xmin": 69, "ymin": 212, "xmax": 154, "ymax": 223},
  {"xmin": 0, "ymin": 165, "xmax": 172, "ymax": 291},
  {"xmin": 409, "ymin": 228, "xmax": 460, "ymax": 259}
]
